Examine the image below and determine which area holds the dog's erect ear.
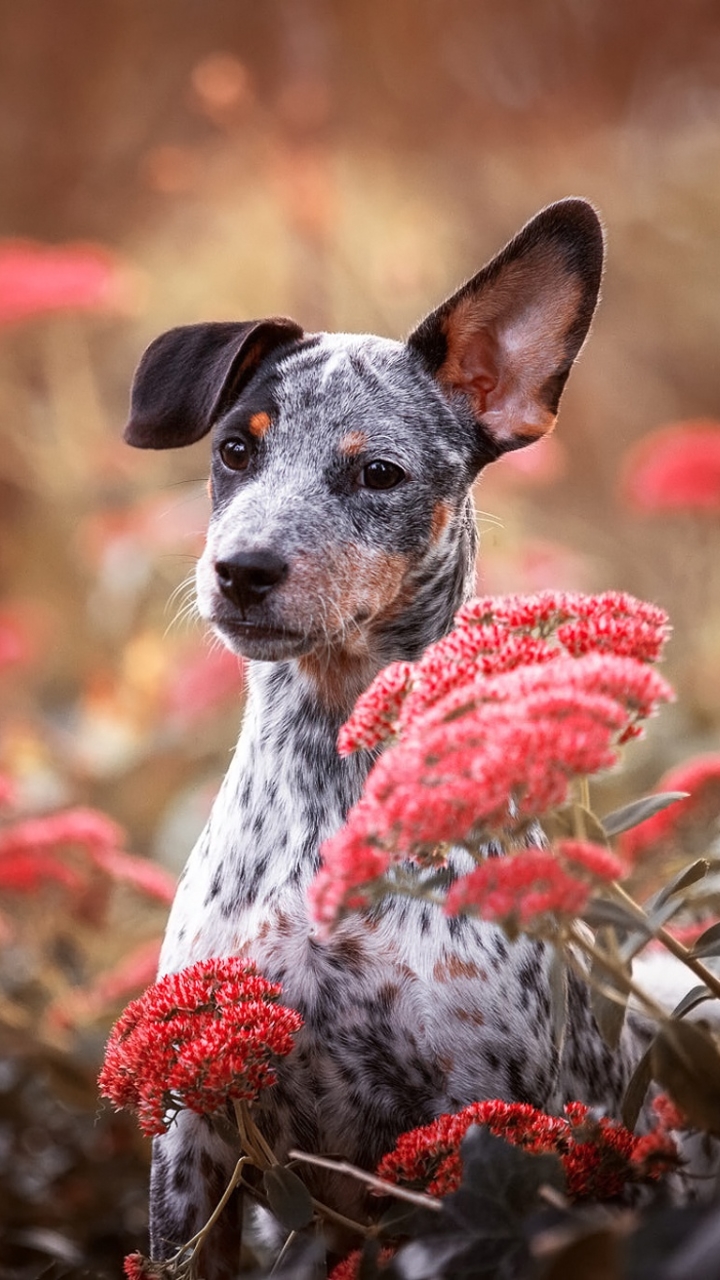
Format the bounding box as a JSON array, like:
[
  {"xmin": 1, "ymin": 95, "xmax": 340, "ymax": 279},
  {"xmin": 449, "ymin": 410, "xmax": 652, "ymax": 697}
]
[
  {"xmin": 407, "ymin": 199, "xmax": 603, "ymax": 454},
  {"xmin": 124, "ymin": 318, "xmax": 304, "ymax": 449}
]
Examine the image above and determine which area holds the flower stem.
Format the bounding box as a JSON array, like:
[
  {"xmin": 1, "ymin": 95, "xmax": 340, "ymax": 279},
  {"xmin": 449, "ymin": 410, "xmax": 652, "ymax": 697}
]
[
  {"xmin": 567, "ymin": 925, "xmax": 667, "ymax": 1022},
  {"xmin": 288, "ymin": 1148, "xmax": 442, "ymax": 1212},
  {"xmin": 175, "ymin": 1156, "xmax": 248, "ymax": 1266},
  {"xmin": 233, "ymin": 1099, "xmax": 278, "ymax": 1167},
  {"xmin": 609, "ymin": 881, "xmax": 720, "ymax": 1004}
]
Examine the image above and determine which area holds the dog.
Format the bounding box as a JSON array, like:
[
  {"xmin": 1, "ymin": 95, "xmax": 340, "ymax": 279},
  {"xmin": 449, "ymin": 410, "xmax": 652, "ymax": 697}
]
[{"xmin": 124, "ymin": 199, "xmax": 651, "ymax": 1277}]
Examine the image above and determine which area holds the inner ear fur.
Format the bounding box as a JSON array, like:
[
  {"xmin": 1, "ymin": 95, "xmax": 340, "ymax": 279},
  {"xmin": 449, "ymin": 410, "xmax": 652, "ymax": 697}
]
[
  {"xmin": 124, "ymin": 317, "xmax": 304, "ymax": 449},
  {"xmin": 408, "ymin": 198, "xmax": 604, "ymax": 453}
]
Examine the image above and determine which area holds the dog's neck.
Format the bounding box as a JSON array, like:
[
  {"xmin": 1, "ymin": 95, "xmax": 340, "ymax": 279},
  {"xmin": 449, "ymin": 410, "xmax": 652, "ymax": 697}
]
[{"xmin": 160, "ymin": 502, "xmax": 476, "ymax": 968}]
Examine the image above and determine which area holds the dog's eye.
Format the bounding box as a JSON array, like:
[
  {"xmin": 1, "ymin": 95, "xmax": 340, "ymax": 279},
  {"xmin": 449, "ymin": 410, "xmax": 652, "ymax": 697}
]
[
  {"xmin": 219, "ymin": 438, "xmax": 250, "ymax": 472},
  {"xmin": 361, "ymin": 459, "xmax": 406, "ymax": 490}
]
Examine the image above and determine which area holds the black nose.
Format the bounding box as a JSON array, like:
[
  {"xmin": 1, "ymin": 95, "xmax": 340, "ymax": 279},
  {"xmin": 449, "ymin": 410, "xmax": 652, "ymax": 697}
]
[{"xmin": 215, "ymin": 551, "xmax": 289, "ymax": 611}]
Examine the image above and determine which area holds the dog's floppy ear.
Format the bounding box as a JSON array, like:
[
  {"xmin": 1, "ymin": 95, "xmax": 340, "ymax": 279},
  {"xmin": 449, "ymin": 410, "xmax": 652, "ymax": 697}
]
[
  {"xmin": 408, "ymin": 199, "xmax": 603, "ymax": 454},
  {"xmin": 124, "ymin": 318, "xmax": 304, "ymax": 449}
]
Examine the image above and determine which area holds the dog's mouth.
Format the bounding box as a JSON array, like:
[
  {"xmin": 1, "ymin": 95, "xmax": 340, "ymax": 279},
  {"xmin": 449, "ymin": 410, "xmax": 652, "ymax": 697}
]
[{"xmin": 211, "ymin": 614, "xmax": 319, "ymax": 659}]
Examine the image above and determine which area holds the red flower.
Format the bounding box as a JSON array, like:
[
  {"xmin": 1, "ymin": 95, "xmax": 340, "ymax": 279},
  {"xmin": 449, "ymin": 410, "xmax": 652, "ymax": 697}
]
[
  {"xmin": 98, "ymin": 957, "xmax": 303, "ymax": 1136},
  {"xmin": 308, "ymin": 818, "xmax": 389, "ymax": 929},
  {"xmin": 0, "ymin": 774, "xmax": 15, "ymax": 809},
  {"xmin": 337, "ymin": 661, "xmax": 412, "ymax": 755},
  {"xmin": 0, "ymin": 615, "xmax": 28, "ymax": 669},
  {"xmin": 0, "ymin": 807, "xmax": 123, "ymax": 861},
  {"xmin": 329, "ymin": 1248, "xmax": 395, "ymax": 1279},
  {"xmin": 445, "ymin": 841, "xmax": 624, "ymax": 928},
  {"xmin": 376, "ymin": 1099, "xmax": 678, "ymax": 1202},
  {"xmin": 51, "ymin": 938, "xmax": 163, "ymax": 1028},
  {"xmin": 164, "ymin": 645, "xmax": 244, "ymax": 727},
  {"xmin": 620, "ymin": 753, "xmax": 720, "ymax": 861},
  {"xmin": 313, "ymin": 593, "xmax": 672, "ymax": 930},
  {"xmin": 621, "ymin": 421, "xmax": 720, "ymax": 513},
  {"xmin": 0, "ymin": 239, "xmax": 136, "ymax": 324},
  {"xmin": 339, "ymin": 592, "xmax": 669, "ymax": 755},
  {"xmin": 123, "ymin": 1253, "xmax": 167, "ymax": 1279},
  {"xmin": 313, "ymin": 658, "xmax": 670, "ymax": 928}
]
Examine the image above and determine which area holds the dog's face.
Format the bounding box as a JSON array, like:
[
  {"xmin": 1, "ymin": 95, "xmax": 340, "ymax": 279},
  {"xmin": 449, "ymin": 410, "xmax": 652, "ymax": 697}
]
[
  {"xmin": 195, "ymin": 331, "xmax": 490, "ymax": 665},
  {"xmin": 125, "ymin": 199, "xmax": 604, "ymax": 682}
]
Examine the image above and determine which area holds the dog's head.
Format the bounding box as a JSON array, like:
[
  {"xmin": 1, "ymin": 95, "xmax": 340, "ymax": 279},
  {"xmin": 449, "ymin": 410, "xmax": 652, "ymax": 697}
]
[{"xmin": 125, "ymin": 199, "xmax": 603, "ymax": 692}]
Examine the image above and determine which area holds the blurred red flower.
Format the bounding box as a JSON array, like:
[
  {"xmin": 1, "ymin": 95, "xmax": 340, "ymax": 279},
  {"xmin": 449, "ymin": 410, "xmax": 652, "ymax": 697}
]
[
  {"xmin": 445, "ymin": 840, "xmax": 624, "ymax": 927},
  {"xmin": 329, "ymin": 1247, "xmax": 395, "ymax": 1280},
  {"xmin": 0, "ymin": 614, "xmax": 30, "ymax": 670},
  {"xmin": 621, "ymin": 420, "xmax": 720, "ymax": 513},
  {"xmin": 620, "ymin": 753, "xmax": 720, "ymax": 861},
  {"xmin": 0, "ymin": 239, "xmax": 137, "ymax": 325},
  {"xmin": 165, "ymin": 644, "xmax": 244, "ymax": 726}
]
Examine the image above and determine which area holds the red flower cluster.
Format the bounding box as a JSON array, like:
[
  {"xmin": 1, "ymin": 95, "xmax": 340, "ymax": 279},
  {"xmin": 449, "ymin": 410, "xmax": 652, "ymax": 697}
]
[
  {"xmin": 620, "ymin": 753, "xmax": 720, "ymax": 862},
  {"xmin": 339, "ymin": 591, "xmax": 669, "ymax": 754},
  {"xmin": 376, "ymin": 1099, "xmax": 678, "ymax": 1202},
  {"xmin": 621, "ymin": 420, "xmax": 720, "ymax": 513},
  {"xmin": 312, "ymin": 592, "xmax": 671, "ymax": 928},
  {"xmin": 312, "ymin": 629, "xmax": 666, "ymax": 931},
  {"xmin": 123, "ymin": 1254, "xmax": 165, "ymax": 1280},
  {"xmin": 98, "ymin": 957, "xmax": 303, "ymax": 1136},
  {"xmin": 445, "ymin": 841, "xmax": 624, "ymax": 928}
]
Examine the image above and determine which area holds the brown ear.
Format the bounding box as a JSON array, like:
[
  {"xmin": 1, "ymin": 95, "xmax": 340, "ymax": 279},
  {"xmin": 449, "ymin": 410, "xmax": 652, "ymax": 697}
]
[
  {"xmin": 124, "ymin": 317, "xmax": 304, "ymax": 449},
  {"xmin": 407, "ymin": 199, "xmax": 604, "ymax": 453}
]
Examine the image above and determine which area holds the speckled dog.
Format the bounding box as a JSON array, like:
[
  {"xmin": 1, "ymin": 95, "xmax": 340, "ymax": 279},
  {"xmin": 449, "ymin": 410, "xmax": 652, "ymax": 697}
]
[{"xmin": 125, "ymin": 200, "xmax": 649, "ymax": 1277}]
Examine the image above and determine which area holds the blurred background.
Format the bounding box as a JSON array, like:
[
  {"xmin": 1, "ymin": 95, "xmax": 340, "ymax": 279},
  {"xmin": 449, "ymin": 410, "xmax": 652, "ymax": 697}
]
[{"xmin": 1, "ymin": 0, "xmax": 720, "ymax": 1273}]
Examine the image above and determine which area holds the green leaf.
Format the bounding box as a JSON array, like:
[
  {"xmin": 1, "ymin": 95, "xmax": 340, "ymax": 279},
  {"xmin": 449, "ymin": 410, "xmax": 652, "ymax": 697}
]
[
  {"xmin": 263, "ymin": 1166, "xmax": 315, "ymax": 1232},
  {"xmin": 602, "ymin": 792, "xmax": 689, "ymax": 838},
  {"xmin": 589, "ymin": 927, "xmax": 631, "ymax": 1049},
  {"xmin": 690, "ymin": 921, "xmax": 720, "ymax": 960},
  {"xmin": 581, "ymin": 898, "xmax": 650, "ymax": 934},
  {"xmin": 651, "ymin": 1021, "xmax": 720, "ymax": 1135},
  {"xmin": 671, "ymin": 984, "xmax": 715, "ymax": 1021},
  {"xmin": 621, "ymin": 1044, "xmax": 654, "ymax": 1131},
  {"xmin": 646, "ymin": 858, "xmax": 716, "ymax": 913}
]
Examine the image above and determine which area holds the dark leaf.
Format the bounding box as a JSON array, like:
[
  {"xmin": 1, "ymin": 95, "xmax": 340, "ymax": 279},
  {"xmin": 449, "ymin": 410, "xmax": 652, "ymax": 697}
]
[
  {"xmin": 619, "ymin": 898, "xmax": 698, "ymax": 962},
  {"xmin": 690, "ymin": 921, "xmax": 720, "ymax": 960},
  {"xmin": 646, "ymin": 859, "xmax": 716, "ymax": 913},
  {"xmin": 602, "ymin": 792, "xmax": 689, "ymax": 838},
  {"xmin": 459, "ymin": 1126, "xmax": 565, "ymax": 1212},
  {"xmin": 624, "ymin": 1203, "xmax": 720, "ymax": 1280},
  {"xmin": 621, "ymin": 1044, "xmax": 654, "ymax": 1131},
  {"xmin": 582, "ymin": 898, "xmax": 650, "ymax": 933},
  {"xmin": 589, "ymin": 927, "xmax": 630, "ymax": 1050},
  {"xmin": 651, "ymin": 1021, "xmax": 720, "ymax": 1134},
  {"xmin": 540, "ymin": 1226, "xmax": 622, "ymax": 1280},
  {"xmin": 670, "ymin": 984, "xmax": 715, "ymax": 1021},
  {"xmin": 378, "ymin": 1201, "xmax": 423, "ymax": 1238},
  {"xmin": 263, "ymin": 1166, "xmax": 315, "ymax": 1232},
  {"xmin": 359, "ymin": 1238, "xmax": 385, "ymax": 1280}
]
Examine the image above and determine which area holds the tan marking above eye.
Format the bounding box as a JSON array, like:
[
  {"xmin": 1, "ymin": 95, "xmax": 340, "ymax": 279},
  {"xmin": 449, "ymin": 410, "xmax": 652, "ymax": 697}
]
[
  {"xmin": 248, "ymin": 411, "xmax": 272, "ymax": 438},
  {"xmin": 339, "ymin": 430, "xmax": 368, "ymax": 457}
]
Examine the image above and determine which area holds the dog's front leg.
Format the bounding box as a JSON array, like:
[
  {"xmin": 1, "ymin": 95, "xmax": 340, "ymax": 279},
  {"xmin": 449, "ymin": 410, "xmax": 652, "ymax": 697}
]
[{"xmin": 150, "ymin": 1111, "xmax": 240, "ymax": 1280}]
